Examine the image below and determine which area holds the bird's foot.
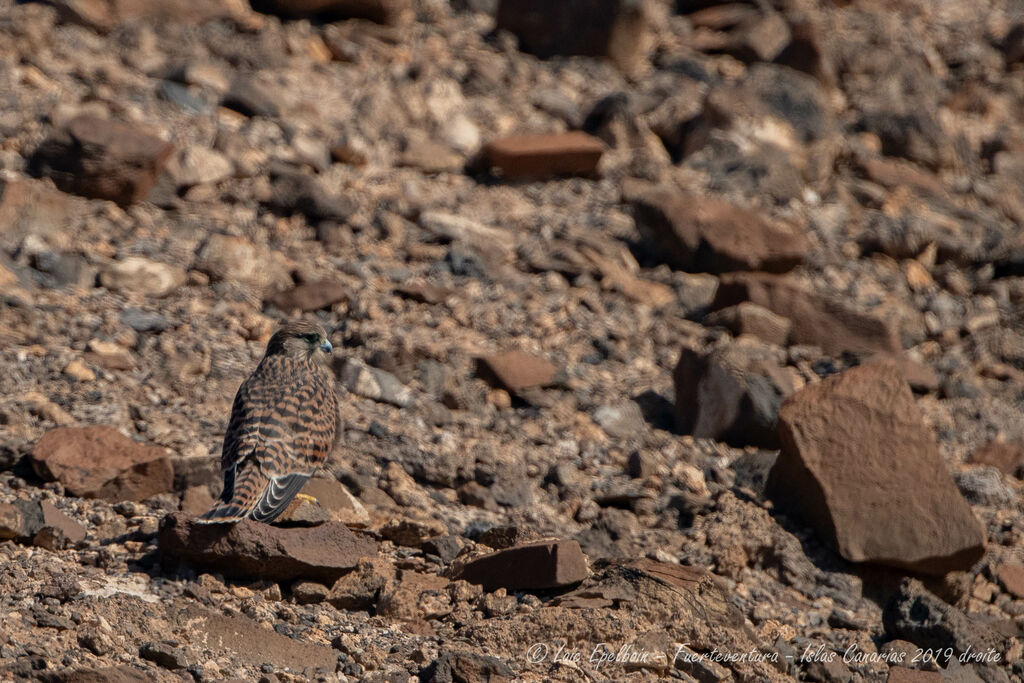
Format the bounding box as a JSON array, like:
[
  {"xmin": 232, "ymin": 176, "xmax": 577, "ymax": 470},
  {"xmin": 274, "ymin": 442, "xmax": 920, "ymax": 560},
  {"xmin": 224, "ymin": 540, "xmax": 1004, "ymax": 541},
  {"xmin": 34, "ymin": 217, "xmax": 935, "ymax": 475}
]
[{"xmin": 293, "ymin": 493, "xmax": 319, "ymax": 505}]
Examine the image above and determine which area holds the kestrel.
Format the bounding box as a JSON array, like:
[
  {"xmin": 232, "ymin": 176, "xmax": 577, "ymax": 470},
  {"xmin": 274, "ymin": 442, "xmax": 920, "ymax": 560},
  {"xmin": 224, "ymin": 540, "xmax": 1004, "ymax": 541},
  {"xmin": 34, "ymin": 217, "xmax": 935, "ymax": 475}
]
[{"xmin": 198, "ymin": 321, "xmax": 339, "ymax": 524}]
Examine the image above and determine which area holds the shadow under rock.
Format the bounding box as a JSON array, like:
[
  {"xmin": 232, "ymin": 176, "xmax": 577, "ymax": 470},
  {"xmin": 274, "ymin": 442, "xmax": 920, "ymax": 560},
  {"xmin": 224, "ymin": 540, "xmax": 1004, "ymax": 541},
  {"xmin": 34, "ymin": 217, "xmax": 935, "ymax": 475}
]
[{"xmin": 632, "ymin": 389, "xmax": 677, "ymax": 433}]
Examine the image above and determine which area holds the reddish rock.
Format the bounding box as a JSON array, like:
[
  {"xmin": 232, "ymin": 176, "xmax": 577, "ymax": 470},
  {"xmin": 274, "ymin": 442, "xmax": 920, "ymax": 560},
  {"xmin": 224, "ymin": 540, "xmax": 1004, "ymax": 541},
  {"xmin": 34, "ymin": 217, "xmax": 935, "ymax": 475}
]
[
  {"xmin": 865, "ymin": 353, "xmax": 940, "ymax": 394},
  {"xmin": 0, "ymin": 178, "xmax": 87, "ymax": 251},
  {"xmin": 393, "ymin": 282, "xmax": 453, "ymax": 304},
  {"xmin": 39, "ymin": 500, "xmax": 87, "ymax": 545},
  {"xmin": 968, "ymin": 440, "xmax": 1024, "ymax": 478},
  {"xmin": 421, "ymin": 652, "xmax": 515, "ymax": 683},
  {"xmin": 768, "ymin": 364, "xmax": 985, "ymax": 574},
  {"xmin": 482, "ymin": 132, "xmax": 604, "ymax": 180},
  {"xmin": 376, "ymin": 570, "xmax": 452, "ymax": 621},
  {"xmin": 859, "ymin": 156, "xmax": 945, "ymax": 197},
  {"xmin": 476, "ymin": 351, "xmax": 558, "ymax": 392},
  {"xmin": 674, "ymin": 339, "xmax": 797, "ymax": 449},
  {"xmin": 996, "ymin": 564, "xmax": 1024, "ymax": 599},
  {"xmin": 27, "ymin": 116, "xmax": 174, "ymax": 207},
  {"xmin": 0, "ymin": 502, "xmax": 32, "ymax": 540},
  {"xmin": 703, "ymin": 302, "xmax": 791, "ymax": 346},
  {"xmin": 456, "ymin": 540, "xmax": 589, "ymax": 591},
  {"xmin": 32, "ymin": 426, "xmax": 174, "ymax": 502},
  {"xmin": 886, "ymin": 668, "xmax": 942, "ymax": 683},
  {"xmin": 157, "ymin": 513, "xmax": 377, "ymax": 583},
  {"xmin": 50, "ymin": 666, "xmax": 161, "ymax": 683},
  {"xmin": 267, "ymin": 279, "xmax": 349, "ymax": 312},
  {"xmin": 297, "ymin": 476, "xmax": 370, "ymax": 526},
  {"xmin": 249, "ymin": 0, "xmax": 409, "ymax": 24},
  {"xmin": 48, "ymin": 0, "xmax": 247, "ymax": 31},
  {"xmin": 629, "ymin": 185, "xmax": 808, "ymax": 274},
  {"xmin": 495, "ymin": 0, "xmax": 648, "ymax": 70},
  {"xmin": 713, "ymin": 272, "xmax": 902, "ymax": 356}
]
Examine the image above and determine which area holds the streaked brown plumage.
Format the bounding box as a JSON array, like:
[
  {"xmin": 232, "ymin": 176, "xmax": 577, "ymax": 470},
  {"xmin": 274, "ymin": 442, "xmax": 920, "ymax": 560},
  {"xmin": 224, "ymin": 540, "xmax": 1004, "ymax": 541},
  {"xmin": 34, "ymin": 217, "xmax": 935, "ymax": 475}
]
[{"xmin": 198, "ymin": 321, "xmax": 338, "ymax": 524}]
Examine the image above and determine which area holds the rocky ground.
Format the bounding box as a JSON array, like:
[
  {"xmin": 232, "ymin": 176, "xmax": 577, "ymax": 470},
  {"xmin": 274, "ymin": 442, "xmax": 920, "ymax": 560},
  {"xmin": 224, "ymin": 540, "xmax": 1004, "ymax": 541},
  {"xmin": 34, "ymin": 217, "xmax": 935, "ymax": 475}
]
[{"xmin": 1, "ymin": 0, "xmax": 1024, "ymax": 680}]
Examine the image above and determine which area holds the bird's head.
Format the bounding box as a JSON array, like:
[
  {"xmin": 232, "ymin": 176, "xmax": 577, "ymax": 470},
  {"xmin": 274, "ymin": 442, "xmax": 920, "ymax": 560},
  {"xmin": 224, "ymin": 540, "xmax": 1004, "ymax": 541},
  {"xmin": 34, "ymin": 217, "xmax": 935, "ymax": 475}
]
[{"xmin": 264, "ymin": 321, "xmax": 333, "ymax": 364}]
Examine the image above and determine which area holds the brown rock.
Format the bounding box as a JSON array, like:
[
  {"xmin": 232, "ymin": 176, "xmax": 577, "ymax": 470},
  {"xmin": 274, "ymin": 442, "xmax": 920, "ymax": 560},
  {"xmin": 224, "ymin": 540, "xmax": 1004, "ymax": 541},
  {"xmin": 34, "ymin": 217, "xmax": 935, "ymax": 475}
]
[
  {"xmin": 28, "ymin": 116, "xmax": 174, "ymax": 207},
  {"xmin": 99, "ymin": 257, "xmax": 187, "ymax": 298},
  {"xmin": 629, "ymin": 185, "xmax": 808, "ymax": 274},
  {"xmin": 477, "ymin": 525, "xmax": 540, "ymax": 550},
  {"xmin": 0, "ymin": 502, "xmax": 32, "ymax": 540},
  {"xmin": 768, "ymin": 364, "xmax": 985, "ymax": 574},
  {"xmin": 456, "ymin": 540, "xmax": 589, "ymax": 591},
  {"xmin": 49, "ymin": 666, "xmax": 164, "ymax": 683},
  {"xmin": 1003, "ymin": 23, "xmax": 1024, "ymax": 65},
  {"xmin": 267, "ymin": 279, "xmax": 348, "ymax": 312},
  {"xmin": 32, "ymin": 426, "xmax": 174, "ymax": 502},
  {"xmin": 996, "ymin": 564, "xmax": 1024, "ymax": 599},
  {"xmin": 0, "ymin": 178, "xmax": 87, "ymax": 251},
  {"xmin": 476, "ymin": 351, "xmax": 558, "ymax": 392},
  {"xmin": 865, "ymin": 353, "xmax": 940, "ymax": 394},
  {"xmin": 328, "ymin": 557, "xmax": 395, "ymax": 610},
  {"xmin": 48, "ymin": 0, "xmax": 247, "ymax": 31},
  {"xmin": 180, "ymin": 486, "xmax": 216, "ymax": 516},
  {"xmin": 713, "ymin": 272, "xmax": 902, "ymax": 356},
  {"xmin": 886, "ymin": 668, "xmax": 942, "ymax": 683},
  {"xmin": 39, "ymin": 500, "xmax": 87, "ymax": 545},
  {"xmin": 277, "ymin": 496, "xmax": 331, "ymax": 525},
  {"xmin": 393, "ymin": 282, "xmax": 452, "ymax": 305},
  {"xmin": 859, "ymin": 156, "xmax": 945, "ymax": 197},
  {"xmin": 380, "ymin": 517, "xmax": 447, "ymax": 547},
  {"xmin": 482, "ymin": 132, "xmax": 604, "ymax": 179},
  {"xmin": 376, "ymin": 570, "xmax": 452, "ymax": 621},
  {"xmin": 157, "ymin": 513, "xmax": 378, "ymax": 583},
  {"xmin": 704, "ymin": 302, "xmax": 791, "ymax": 346},
  {"xmin": 422, "ymin": 652, "xmax": 515, "ymax": 683},
  {"xmin": 674, "ymin": 339, "xmax": 797, "ymax": 449},
  {"xmin": 968, "ymin": 440, "xmax": 1024, "ymax": 478},
  {"xmin": 194, "ymin": 234, "xmax": 292, "ymax": 297},
  {"xmin": 249, "ymin": 0, "xmax": 410, "ymax": 24},
  {"xmin": 291, "ymin": 580, "xmax": 330, "ymax": 604},
  {"xmin": 298, "ymin": 476, "xmax": 369, "ymax": 526},
  {"xmin": 495, "ymin": 0, "xmax": 648, "ymax": 71}
]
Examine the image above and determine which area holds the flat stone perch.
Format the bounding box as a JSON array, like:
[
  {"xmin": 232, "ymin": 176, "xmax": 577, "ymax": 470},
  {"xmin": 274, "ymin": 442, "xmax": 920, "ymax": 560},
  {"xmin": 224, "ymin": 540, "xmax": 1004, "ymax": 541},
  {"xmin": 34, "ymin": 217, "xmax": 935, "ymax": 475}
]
[{"xmin": 158, "ymin": 513, "xmax": 377, "ymax": 583}]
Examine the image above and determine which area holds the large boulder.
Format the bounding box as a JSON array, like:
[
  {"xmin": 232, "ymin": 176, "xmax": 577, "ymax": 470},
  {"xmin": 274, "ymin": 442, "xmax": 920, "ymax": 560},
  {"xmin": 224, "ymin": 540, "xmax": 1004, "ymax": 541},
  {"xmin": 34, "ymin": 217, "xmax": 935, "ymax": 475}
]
[
  {"xmin": 768, "ymin": 364, "xmax": 985, "ymax": 574},
  {"xmin": 32, "ymin": 426, "xmax": 174, "ymax": 502}
]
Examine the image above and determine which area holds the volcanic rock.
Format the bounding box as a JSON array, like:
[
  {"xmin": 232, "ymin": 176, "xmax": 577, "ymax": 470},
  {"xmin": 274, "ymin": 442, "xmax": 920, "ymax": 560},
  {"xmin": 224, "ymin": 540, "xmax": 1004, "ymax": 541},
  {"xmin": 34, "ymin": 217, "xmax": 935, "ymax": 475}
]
[
  {"xmin": 476, "ymin": 351, "xmax": 559, "ymax": 393},
  {"xmin": 456, "ymin": 540, "xmax": 589, "ymax": 591},
  {"xmin": 713, "ymin": 272, "xmax": 902, "ymax": 356},
  {"xmin": 28, "ymin": 116, "xmax": 174, "ymax": 206},
  {"xmin": 157, "ymin": 513, "xmax": 378, "ymax": 583},
  {"xmin": 32, "ymin": 426, "xmax": 174, "ymax": 502},
  {"xmin": 629, "ymin": 184, "xmax": 808, "ymax": 274},
  {"xmin": 482, "ymin": 132, "xmax": 604, "ymax": 179},
  {"xmin": 768, "ymin": 364, "xmax": 985, "ymax": 574}
]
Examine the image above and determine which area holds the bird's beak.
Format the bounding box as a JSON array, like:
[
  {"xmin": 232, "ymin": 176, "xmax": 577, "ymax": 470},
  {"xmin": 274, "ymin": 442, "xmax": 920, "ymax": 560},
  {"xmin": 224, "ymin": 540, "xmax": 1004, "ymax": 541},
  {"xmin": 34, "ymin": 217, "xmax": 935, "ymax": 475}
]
[{"xmin": 320, "ymin": 339, "xmax": 333, "ymax": 353}]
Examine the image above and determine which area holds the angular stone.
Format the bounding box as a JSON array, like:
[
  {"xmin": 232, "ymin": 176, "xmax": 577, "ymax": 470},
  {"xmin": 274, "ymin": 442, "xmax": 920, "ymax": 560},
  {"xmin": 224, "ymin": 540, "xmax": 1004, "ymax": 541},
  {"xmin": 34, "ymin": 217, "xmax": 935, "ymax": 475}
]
[
  {"xmin": 47, "ymin": 0, "xmax": 247, "ymax": 31},
  {"xmin": 496, "ymin": 0, "xmax": 648, "ymax": 71},
  {"xmin": 0, "ymin": 179, "xmax": 88, "ymax": 251},
  {"xmin": 994, "ymin": 563, "xmax": 1024, "ymax": 600},
  {"xmin": 674, "ymin": 340, "xmax": 796, "ymax": 449},
  {"xmin": 883, "ymin": 579, "xmax": 1005, "ymax": 658},
  {"xmin": 194, "ymin": 234, "xmax": 292, "ymax": 297},
  {"xmin": 32, "ymin": 426, "xmax": 174, "ymax": 502},
  {"xmin": 456, "ymin": 540, "xmax": 589, "ymax": 591},
  {"xmin": 629, "ymin": 185, "xmax": 807, "ymax": 274},
  {"xmin": 886, "ymin": 669, "xmax": 942, "ymax": 683},
  {"xmin": 482, "ymin": 132, "xmax": 604, "ymax": 179},
  {"xmin": 768, "ymin": 364, "xmax": 985, "ymax": 574},
  {"xmin": 421, "ymin": 652, "xmax": 515, "ymax": 683},
  {"xmin": 157, "ymin": 513, "xmax": 377, "ymax": 583},
  {"xmin": 267, "ymin": 279, "xmax": 348, "ymax": 312},
  {"xmin": 39, "ymin": 501, "xmax": 87, "ymax": 545},
  {"xmin": 713, "ymin": 272, "xmax": 902, "ymax": 356},
  {"xmin": 249, "ymin": 0, "xmax": 410, "ymax": 24},
  {"xmin": 476, "ymin": 351, "xmax": 558, "ymax": 392},
  {"xmin": 376, "ymin": 570, "xmax": 452, "ymax": 621},
  {"xmin": 704, "ymin": 302, "xmax": 791, "ymax": 346},
  {"xmin": 339, "ymin": 359, "xmax": 413, "ymax": 407},
  {"xmin": 297, "ymin": 476, "xmax": 369, "ymax": 526},
  {"xmin": 166, "ymin": 146, "xmax": 233, "ymax": 187},
  {"xmin": 328, "ymin": 557, "xmax": 394, "ymax": 610},
  {"xmin": 968, "ymin": 440, "xmax": 1024, "ymax": 478},
  {"xmin": 99, "ymin": 257, "xmax": 186, "ymax": 298},
  {"xmin": 865, "ymin": 353, "xmax": 939, "ymax": 394},
  {"xmin": 28, "ymin": 116, "xmax": 174, "ymax": 207},
  {"xmin": 45, "ymin": 666, "xmax": 157, "ymax": 682}
]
